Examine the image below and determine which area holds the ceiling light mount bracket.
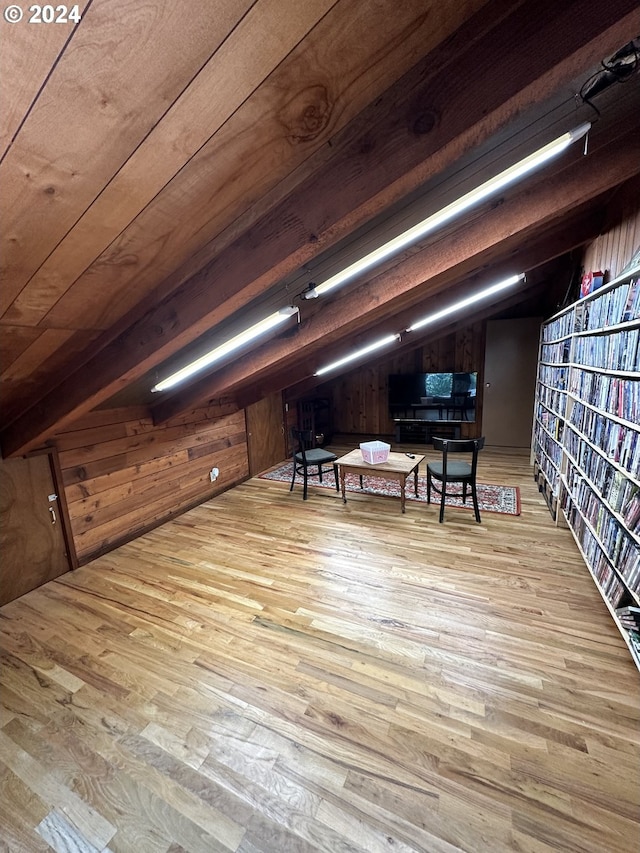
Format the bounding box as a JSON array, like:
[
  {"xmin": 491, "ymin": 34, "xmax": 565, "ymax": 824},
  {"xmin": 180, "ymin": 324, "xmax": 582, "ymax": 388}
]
[{"xmin": 299, "ymin": 283, "xmax": 319, "ymax": 300}]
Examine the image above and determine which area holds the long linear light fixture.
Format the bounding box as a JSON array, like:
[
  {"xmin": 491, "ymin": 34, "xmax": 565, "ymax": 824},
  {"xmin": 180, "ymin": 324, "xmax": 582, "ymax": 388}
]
[
  {"xmin": 407, "ymin": 272, "xmax": 525, "ymax": 331},
  {"xmin": 315, "ymin": 334, "xmax": 401, "ymax": 377},
  {"xmin": 314, "ymin": 272, "xmax": 524, "ymax": 376},
  {"xmin": 313, "ymin": 123, "xmax": 590, "ymax": 298},
  {"xmin": 152, "ymin": 306, "xmax": 297, "ymax": 392},
  {"xmin": 152, "ymin": 124, "xmax": 588, "ymax": 393}
]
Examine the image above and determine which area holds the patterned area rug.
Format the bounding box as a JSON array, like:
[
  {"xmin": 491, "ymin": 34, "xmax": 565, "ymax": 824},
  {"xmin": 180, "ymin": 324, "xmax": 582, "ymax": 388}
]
[{"xmin": 260, "ymin": 462, "xmax": 521, "ymax": 515}]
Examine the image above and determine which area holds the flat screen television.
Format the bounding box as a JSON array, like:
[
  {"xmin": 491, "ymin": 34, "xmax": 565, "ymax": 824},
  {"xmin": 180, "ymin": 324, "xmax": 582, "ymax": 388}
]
[{"xmin": 388, "ymin": 372, "xmax": 478, "ymax": 422}]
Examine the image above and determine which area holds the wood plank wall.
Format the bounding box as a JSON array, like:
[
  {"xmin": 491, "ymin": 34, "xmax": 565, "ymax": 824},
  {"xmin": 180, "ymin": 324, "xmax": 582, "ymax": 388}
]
[
  {"xmin": 581, "ymin": 182, "xmax": 640, "ymax": 278},
  {"xmin": 53, "ymin": 404, "xmax": 249, "ymax": 564},
  {"xmin": 290, "ymin": 322, "xmax": 485, "ymax": 440}
]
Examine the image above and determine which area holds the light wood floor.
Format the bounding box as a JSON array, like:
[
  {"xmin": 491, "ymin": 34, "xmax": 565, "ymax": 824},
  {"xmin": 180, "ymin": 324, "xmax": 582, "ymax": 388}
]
[{"xmin": 1, "ymin": 443, "xmax": 639, "ymax": 852}]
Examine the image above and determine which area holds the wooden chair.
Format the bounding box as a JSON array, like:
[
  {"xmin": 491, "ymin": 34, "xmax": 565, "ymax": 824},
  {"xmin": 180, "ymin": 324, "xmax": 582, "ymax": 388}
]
[
  {"xmin": 289, "ymin": 427, "xmax": 338, "ymax": 500},
  {"xmin": 426, "ymin": 436, "xmax": 485, "ymax": 523}
]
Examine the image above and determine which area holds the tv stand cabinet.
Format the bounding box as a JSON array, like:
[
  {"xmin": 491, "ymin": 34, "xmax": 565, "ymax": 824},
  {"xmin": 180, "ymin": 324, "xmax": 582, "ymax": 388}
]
[{"xmin": 394, "ymin": 420, "xmax": 460, "ymax": 444}]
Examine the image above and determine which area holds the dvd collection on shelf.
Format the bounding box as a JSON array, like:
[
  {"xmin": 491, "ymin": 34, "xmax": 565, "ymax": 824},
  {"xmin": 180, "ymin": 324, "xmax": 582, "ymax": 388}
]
[{"xmin": 532, "ymin": 265, "xmax": 640, "ymax": 668}]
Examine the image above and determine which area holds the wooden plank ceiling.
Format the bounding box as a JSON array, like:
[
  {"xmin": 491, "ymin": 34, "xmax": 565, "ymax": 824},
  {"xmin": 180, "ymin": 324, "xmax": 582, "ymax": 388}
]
[{"xmin": 1, "ymin": 0, "xmax": 639, "ymax": 457}]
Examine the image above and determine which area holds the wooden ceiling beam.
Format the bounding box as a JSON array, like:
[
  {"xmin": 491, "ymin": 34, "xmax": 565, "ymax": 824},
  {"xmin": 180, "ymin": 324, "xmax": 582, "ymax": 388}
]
[
  {"xmin": 234, "ymin": 269, "xmax": 558, "ymax": 411},
  {"xmin": 162, "ymin": 233, "xmax": 586, "ymax": 415},
  {"xmin": 149, "ymin": 131, "xmax": 637, "ymax": 422},
  {"xmin": 285, "ymin": 256, "xmax": 577, "ymax": 401},
  {"xmin": 1, "ymin": 0, "xmax": 638, "ymax": 456}
]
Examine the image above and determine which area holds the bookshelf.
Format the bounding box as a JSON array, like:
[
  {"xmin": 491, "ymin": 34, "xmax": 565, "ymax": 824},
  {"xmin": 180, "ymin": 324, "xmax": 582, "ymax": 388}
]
[{"xmin": 531, "ymin": 264, "xmax": 640, "ymax": 668}]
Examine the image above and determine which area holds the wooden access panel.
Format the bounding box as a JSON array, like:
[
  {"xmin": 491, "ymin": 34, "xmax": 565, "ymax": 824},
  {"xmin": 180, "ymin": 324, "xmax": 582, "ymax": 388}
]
[
  {"xmin": 246, "ymin": 393, "xmax": 286, "ymax": 476},
  {"xmin": 0, "ymin": 452, "xmax": 70, "ymax": 605}
]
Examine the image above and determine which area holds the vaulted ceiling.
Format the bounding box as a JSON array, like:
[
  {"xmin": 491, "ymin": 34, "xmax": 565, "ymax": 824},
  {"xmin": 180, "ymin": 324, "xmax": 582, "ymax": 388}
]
[{"xmin": 2, "ymin": 0, "xmax": 639, "ymax": 458}]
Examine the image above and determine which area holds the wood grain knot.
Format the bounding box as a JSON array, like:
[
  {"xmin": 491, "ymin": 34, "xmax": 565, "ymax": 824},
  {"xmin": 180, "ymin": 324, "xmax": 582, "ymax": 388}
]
[
  {"xmin": 281, "ymin": 85, "xmax": 333, "ymax": 143},
  {"xmin": 327, "ymin": 712, "xmax": 346, "ymax": 728},
  {"xmin": 412, "ymin": 109, "xmax": 438, "ymax": 135},
  {"xmin": 360, "ymin": 136, "xmax": 375, "ymax": 155},
  {"xmin": 103, "ymin": 249, "xmax": 139, "ymax": 267}
]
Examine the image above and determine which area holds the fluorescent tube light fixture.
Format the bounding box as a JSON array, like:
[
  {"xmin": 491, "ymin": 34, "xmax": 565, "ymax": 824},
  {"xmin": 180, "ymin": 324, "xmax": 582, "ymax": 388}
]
[
  {"xmin": 313, "ymin": 123, "xmax": 590, "ymax": 298},
  {"xmin": 314, "ymin": 274, "xmax": 524, "ymax": 378},
  {"xmin": 407, "ymin": 273, "xmax": 525, "ymax": 332},
  {"xmin": 315, "ymin": 333, "xmax": 400, "ymax": 376},
  {"xmin": 152, "ymin": 308, "xmax": 298, "ymax": 392}
]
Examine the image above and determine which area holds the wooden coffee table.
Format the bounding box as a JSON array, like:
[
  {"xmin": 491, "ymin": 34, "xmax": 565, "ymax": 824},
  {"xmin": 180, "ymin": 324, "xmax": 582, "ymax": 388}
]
[{"xmin": 335, "ymin": 449, "xmax": 425, "ymax": 513}]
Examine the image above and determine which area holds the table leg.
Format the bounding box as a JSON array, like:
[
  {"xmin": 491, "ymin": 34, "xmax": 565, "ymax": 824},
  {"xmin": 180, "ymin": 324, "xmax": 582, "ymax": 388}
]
[
  {"xmin": 413, "ymin": 465, "xmax": 419, "ymax": 495},
  {"xmin": 400, "ymin": 476, "xmax": 406, "ymax": 513},
  {"xmin": 340, "ymin": 467, "xmax": 347, "ymax": 503}
]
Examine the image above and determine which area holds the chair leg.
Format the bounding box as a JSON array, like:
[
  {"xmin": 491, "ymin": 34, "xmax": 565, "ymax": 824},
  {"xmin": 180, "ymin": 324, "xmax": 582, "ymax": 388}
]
[
  {"xmin": 471, "ymin": 483, "xmax": 481, "ymax": 523},
  {"xmin": 426, "ymin": 471, "xmax": 431, "ymax": 503},
  {"xmin": 318, "ymin": 464, "xmax": 323, "ymax": 483},
  {"xmin": 333, "ymin": 463, "xmax": 339, "ymax": 492},
  {"xmin": 439, "ymin": 483, "xmax": 446, "ymax": 523},
  {"xmin": 289, "ymin": 461, "xmax": 296, "ymax": 492},
  {"xmin": 302, "ymin": 467, "xmax": 308, "ymax": 500}
]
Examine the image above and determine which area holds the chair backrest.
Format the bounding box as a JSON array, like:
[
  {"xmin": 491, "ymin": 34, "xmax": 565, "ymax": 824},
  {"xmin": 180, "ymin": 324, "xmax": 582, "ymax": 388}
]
[
  {"xmin": 451, "ymin": 391, "xmax": 471, "ymax": 406},
  {"xmin": 290, "ymin": 426, "xmax": 314, "ymax": 459},
  {"xmin": 432, "ymin": 436, "xmax": 485, "ymax": 478}
]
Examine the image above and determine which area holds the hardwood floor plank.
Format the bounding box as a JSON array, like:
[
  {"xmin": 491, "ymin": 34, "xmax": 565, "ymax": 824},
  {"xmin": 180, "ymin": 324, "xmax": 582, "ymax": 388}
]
[
  {"xmin": 35, "ymin": 809, "xmax": 104, "ymax": 853},
  {"xmin": 338, "ymin": 772, "xmax": 455, "ymax": 850},
  {"xmin": 116, "ymin": 730, "xmax": 255, "ymax": 840},
  {"xmin": 511, "ymin": 809, "xmax": 629, "ymax": 853},
  {"xmin": 55, "ymin": 711, "xmax": 244, "ymax": 851},
  {"xmin": 314, "ymin": 797, "xmax": 426, "ymax": 853},
  {"xmin": 0, "ymin": 763, "xmax": 51, "ymax": 852},
  {"xmin": 0, "ymin": 729, "xmax": 116, "ymax": 849},
  {"xmin": 1, "ymin": 447, "xmax": 638, "ymax": 851},
  {"xmin": 0, "ymin": 650, "xmax": 75, "ymax": 720},
  {"xmin": 5, "ymin": 714, "xmax": 232, "ymax": 853},
  {"xmin": 55, "ymin": 681, "xmax": 151, "ymax": 742},
  {"xmin": 1, "ymin": 628, "xmax": 109, "ymax": 699}
]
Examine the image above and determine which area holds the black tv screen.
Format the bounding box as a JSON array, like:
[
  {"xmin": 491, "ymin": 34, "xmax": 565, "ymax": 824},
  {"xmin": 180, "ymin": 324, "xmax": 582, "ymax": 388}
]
[{"xmin": 388, "ymin": 372, "xmax": 477, "ymax": 422}]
